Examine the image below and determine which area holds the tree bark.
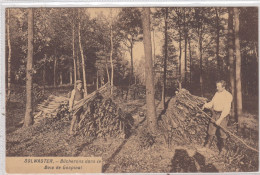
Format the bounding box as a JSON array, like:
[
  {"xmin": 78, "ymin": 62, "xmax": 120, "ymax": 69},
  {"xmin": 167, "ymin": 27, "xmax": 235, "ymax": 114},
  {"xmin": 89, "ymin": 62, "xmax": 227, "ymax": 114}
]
[
  {"xmin": 78, "ymin": 13, "xmax": 88, "ymax": 96},
  {"xmin": 76, "ymin": 49, "xmax": 81, "ymax": 80},
  {"xmin": 199, "ymin": 28, "xmax": 203, "ymax": 96},
  {"xmin": 53, "ymin": 55, "xmax": 57, "ymax": 87},
  {"xmin": 228, "ymin": 7, "xmax": 235, "ymax": 118},
  {"xmin": 195, "ymin": 8, "xmax": 204, "ymax": 96},
  {"xmin": 178, "ymin": 29, "xmax": 182, "ymax": 79},
  {"xmin": 184, "ymin": 8, "xmax": 188, "ymax": 87},
  {"xmin": 7, "ymin": 8, "xmax": 11, "ymax": 102},
  {"xmin": 152, "ymin": 28, "xmax": 156, "ymax": 66},
  {"xmin": 215, "ymin": 8, "xmax": 221, "ymax": 79},
  {"xmin": 69, "ymin": 65, "xmax": 73, "ymax": 84},
  {"xmin": 73, "ymin": 57, "xmax": 77, "ymax": 87},
  {"xmin": 188, "ymin": 38, "xmax": 192, "ymax": 86},
  {"xmin": 72, "ymin": 9, "xmax": 77, "ymax": 88},
  {"xmin": 161, "ymin": 7, "xmax": 168, "ymax": 109},
  {"xmin": 109, "ymin": 18, "xmax": 114, "ymax": 95},
  {"xmin": 130, "ymin": 37, "xmax": 134, "ymax": 85},
  {"xmin": 105, "ymin": 55, "xmax": 110, "ymax": 84},
  {"xmin": 96, "ymin": 70, "xmax": 99, "ymax": 90},
  {"xmin": 234, "ymin": 7, "xmax": 243, "ymax": 125},
  {"xmin": 24, "ymin": 8, "xmax": 34, "ymax": 127},
  {"xmin": 141, "ymin": 8, "xmax": 157, "ymax": 133}
]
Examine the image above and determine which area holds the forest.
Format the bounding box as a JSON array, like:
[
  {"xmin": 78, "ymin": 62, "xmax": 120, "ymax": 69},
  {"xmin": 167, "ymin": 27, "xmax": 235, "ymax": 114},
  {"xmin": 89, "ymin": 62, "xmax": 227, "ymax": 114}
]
[{"xmin": 6, "ymin": 7, "xmax": 258, "ymax": 173}]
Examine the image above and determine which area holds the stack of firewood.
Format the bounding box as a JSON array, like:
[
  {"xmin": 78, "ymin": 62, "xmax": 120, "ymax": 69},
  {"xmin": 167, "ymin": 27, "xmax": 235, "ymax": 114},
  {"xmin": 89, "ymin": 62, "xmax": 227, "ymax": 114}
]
[
  {"xmin": 37, "ymin": 95, "xmax": 69, "ymax": 115},
  {"xmin": 36, "ymin": 82, "xmax": 133, "ymax": 139},
  {"xmin": 160, "ymin": 89, "xmax": 208, "ymax": 145},
  {"xmin": 34, "ymin": 83, "xmax": 110, "ymax": 120},
  {"xmin": 76, "ymin": 93, "xmax": 134, "ymax": 138}
]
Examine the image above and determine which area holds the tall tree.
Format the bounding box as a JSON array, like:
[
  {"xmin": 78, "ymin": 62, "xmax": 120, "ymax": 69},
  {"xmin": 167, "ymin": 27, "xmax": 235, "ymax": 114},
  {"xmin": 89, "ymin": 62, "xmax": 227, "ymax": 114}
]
[
  {"xmin": 183, "ymin": 8, "xmax": 188, "ymax": 86},
  {"xmin": 76, "ymin": 50, "xmax": 81, "ymax": 80},
  {"xmin": 234, "ymin": 7, "xmax": 243, "ymax": 125},
  {"xmin": 78, "ymin": 9, "xmax": 88, "ymax": 96},
  {"xmin": 188, "ymin": 38, "xmax": 192, "ymax": 86},
  {"xmin": 109, "ymin": 9, "xmax": 114, "ymax": 95},
  {"xmin": 72, "ymin": 9, "xmax": 77, "ymax": 88},
  {"xmin": 194, "ymin": 8, "xmax": 204, "ymax": 96},
  {"xmin": 141, "ymin": 8, "xmax": 157, "ymax": 133},
  {"xmin": 228, "ymin": 7, "xmax": 235, "ymax": 118},
  {"xmin": 161, "ymin": 7, "xmax": 168, "ymax": 109},
  {"xmin": 6, "ymin": 8, "xmax": 11, "ymax": 102},
  {"xmin": 24, "ymin": 8, "xmax": 34, "ymax": 127},
  {"xmin": 176, "ymin": 8, "xmax": 183, "ymax": 80},
  {"xmin": 215, "ymin": 8, "xmax": 221, "ymax": 79}
]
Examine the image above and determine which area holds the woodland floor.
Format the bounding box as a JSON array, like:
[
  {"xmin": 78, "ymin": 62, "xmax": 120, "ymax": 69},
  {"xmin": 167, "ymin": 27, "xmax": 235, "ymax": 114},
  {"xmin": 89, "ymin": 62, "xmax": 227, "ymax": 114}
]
[{"xmin": 5, "ymin": 86, "xmax": 259, "ymax": 173}]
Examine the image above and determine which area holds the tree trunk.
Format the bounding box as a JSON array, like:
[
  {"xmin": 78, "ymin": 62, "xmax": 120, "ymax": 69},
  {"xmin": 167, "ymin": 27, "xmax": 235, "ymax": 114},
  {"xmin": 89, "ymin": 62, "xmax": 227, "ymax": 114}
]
[
  {"xmin": 152, "ymin": 28, "xmax": 156, "ymax": 66},
  {"xmin": 105, "ymin": 56, "xmax": 110, "ymax": 84},
  {"xmin": 141, "ymin": 8, "xmax": 157, "ymax": 133},
  {"xmin": 53, "ymin": 55, "xmax": 57, "ymax": 87},
  {"xmin": 178, "ymin": 30, "xmax": 182, "ymax": 79},
  {"xmin": 161, "ymin": 7, "xmax": 168, "ymax": 109},
  {"xmin": 72, "ymin": 9, "xmax": 77, "ymax": 88},
  {"xmin": 7, "ymin": 8, "xmax": 12, "ymax": 102},
  {"xmin": 184, "ymin": 8, "xmax": 188, "ymax": 87},
  {"xmin": 215, "ymin": 8, "xmax": 221, "ymax": 79},
  {"xmin": 78, "ymin": 15, "xmax": 88, "ymax": 96},
  {"xmin": 228, "ymin": 7, "xmax": 235, "ymax": 118},
  {"xmin": 199, "ymin": 28, "xmax": 203, "ymax": 96},
  {"xmin": 130, "ymin": 38, "xmax": 134, "ymax": 85},
  {"xmin": 76, "ymin": 49, "xmax": 81, "ymax": 80},
  {"xmin": 24, "ymin": 8, "xmax": 34, "ymax": 127},
  {"xmin": 234, "ymin": 7, "xmax": 243, "ymax": 126},
  {"xmin": 189, "ymin": 38, "xmax": 192, "ymax": 86},
  {"xmin": 59, "ymin": 71, "xmax": 63, "ymax": 85},
  {"xmin": 73, "ymin": 57, "xmax": 77, "ymax": 87},
  {"xmin": 96, "ymin": 70, "xmax": 99, "ymax": 90},
  {"xmin": 109, "ymin": 21, "xmax": 114, "ymax": 95},
  {"xmin": 69, "ymin": 65, "xmax": 73, "ymax": 84}
]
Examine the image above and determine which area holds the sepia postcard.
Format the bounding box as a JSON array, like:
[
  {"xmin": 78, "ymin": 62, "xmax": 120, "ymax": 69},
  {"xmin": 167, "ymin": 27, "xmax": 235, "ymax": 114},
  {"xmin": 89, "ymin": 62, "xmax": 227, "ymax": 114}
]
[{"xmin": 2, "ymin": 1, "xmax": 260, "ymax": 174}]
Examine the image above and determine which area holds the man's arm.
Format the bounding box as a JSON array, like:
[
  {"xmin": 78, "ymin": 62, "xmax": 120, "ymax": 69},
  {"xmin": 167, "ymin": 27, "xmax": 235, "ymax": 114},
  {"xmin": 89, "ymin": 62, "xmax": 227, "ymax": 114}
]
[
  {"xmin": 202, "ymin": 93, "xmax": 216, "ymax": 109},
  {"xmin": 69, "ymin": 89, "xmax": 75, "ymax": 112}
]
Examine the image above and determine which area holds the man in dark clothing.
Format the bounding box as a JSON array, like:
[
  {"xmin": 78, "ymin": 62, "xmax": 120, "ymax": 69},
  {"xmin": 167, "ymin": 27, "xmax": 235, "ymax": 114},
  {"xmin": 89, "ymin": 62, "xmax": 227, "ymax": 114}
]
[{"xmin": 69, "ymin": 80, "xmax": 85, "ymax": 135}]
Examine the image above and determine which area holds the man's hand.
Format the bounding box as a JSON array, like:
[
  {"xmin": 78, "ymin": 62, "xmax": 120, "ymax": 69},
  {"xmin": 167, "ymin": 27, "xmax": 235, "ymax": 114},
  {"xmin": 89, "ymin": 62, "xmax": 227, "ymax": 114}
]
[{"xmin": 202, "ymin": 104, "xmax": 206, "ymax": 110}]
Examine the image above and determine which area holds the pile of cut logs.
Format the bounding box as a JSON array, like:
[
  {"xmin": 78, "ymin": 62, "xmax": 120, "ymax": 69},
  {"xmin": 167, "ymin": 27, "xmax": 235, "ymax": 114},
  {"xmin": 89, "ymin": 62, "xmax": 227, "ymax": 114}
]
[
  {"xmin": 76, "ymin": 93, "xmax": 134, "ymax": 138},
  {"xmin": 159, "ymin": 89, "xmax": 209, "ymax": 145},
  {"xmin": 35, "ymin": 83, "xmax": 133, "ymax": 138}
]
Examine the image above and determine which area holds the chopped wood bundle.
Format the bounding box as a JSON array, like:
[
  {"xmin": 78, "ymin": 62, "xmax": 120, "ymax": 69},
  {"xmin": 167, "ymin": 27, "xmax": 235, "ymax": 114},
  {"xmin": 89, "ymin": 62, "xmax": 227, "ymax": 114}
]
[
  {"xmin": 36, "ymin": 95, "xmax": 69, "ymax": 117},
  {"xmin": 159, "ymin": 89, "xmax": 208, "ymax": 145},
  {"xmin": 76, "ymin": 93, "xmax": 134, "ymax": 138},
  {"xmin": 35, "ymin": 83, "xmax": 110, "ymax": 120}
]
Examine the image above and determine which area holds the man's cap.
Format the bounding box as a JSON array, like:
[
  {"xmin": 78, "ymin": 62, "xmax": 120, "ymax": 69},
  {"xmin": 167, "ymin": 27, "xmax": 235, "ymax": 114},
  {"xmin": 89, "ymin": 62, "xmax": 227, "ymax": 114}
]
[{"xmin": 76, "ymin": 80, "xmax": 83, "ymax": 84}]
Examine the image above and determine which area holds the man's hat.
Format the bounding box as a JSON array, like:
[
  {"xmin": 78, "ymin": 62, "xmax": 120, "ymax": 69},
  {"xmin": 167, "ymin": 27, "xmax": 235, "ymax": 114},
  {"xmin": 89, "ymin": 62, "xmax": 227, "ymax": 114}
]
[{"xmin": 76, "ymin": 80, "xmax": 83, "ymax": 85}]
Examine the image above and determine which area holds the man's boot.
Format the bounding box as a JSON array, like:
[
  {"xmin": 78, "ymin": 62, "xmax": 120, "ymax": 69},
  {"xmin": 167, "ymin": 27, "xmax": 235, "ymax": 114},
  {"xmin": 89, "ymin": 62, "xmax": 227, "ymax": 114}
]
[{"xmin": 205, "ymin": 135, "xmax": 214, "ymax": 149}]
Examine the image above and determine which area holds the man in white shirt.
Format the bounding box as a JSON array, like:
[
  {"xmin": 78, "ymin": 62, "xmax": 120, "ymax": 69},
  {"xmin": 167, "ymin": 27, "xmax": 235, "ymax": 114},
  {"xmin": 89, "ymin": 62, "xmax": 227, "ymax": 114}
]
[{"xmin": 202, "ymin": 80, "xmax": 233, "ymax": 153}]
